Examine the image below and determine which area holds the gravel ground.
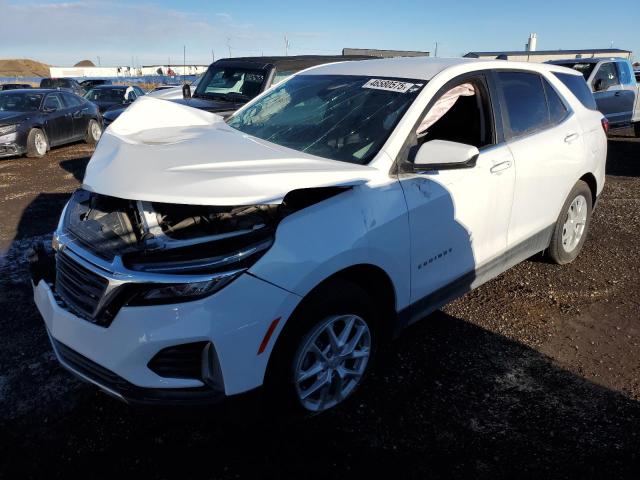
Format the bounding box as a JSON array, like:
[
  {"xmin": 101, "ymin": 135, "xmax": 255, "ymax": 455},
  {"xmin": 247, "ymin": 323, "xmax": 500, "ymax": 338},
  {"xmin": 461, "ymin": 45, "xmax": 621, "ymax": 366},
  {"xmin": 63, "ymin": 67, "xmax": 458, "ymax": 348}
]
[{"xmin": 0, "ymin": 135, "xmax": 638, "ymax": 479}]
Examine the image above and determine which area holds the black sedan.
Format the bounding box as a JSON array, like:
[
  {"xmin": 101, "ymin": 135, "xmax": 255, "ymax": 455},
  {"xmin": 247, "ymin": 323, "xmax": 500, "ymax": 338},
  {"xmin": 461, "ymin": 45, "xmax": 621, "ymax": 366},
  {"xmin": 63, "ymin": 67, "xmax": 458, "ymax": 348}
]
[
  {"xmin": 0, "ymin": 89, "xmax": 102, "ymax": 159},
  {"xmin": 84, "ymin": 85, "xmax": 145, "ymax": 114}
]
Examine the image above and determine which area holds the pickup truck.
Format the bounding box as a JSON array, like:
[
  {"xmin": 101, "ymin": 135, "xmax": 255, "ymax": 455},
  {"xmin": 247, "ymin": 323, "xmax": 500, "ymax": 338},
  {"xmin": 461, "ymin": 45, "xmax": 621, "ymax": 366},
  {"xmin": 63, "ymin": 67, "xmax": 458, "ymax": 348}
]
[{"xmin": 550, "ymin": 58, "xmax": 640, "ymax": 135}]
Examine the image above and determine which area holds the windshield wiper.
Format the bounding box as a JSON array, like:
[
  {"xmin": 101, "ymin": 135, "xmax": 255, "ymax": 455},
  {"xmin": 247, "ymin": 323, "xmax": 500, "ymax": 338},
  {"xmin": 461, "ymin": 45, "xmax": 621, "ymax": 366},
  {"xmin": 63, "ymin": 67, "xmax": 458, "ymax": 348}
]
[
  {"xmin": 194, "ymin": 91, "xmax": 250, "ymax": 102},
  {"xmin": 222, "ymin": 92, "xmax": 250, "ymax": 102}
]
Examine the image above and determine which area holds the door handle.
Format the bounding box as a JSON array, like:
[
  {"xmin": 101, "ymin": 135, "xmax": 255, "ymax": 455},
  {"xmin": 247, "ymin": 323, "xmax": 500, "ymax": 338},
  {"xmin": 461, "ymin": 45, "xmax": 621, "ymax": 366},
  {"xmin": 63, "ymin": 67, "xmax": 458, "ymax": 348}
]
[
  {"xmin": 614, "ymin": 91, "xmax": 622, "ymax": 97},
  {"xmin": 564, "ymin": 133, "xmax": 580, "ymax": 144},
  {"xmin": 490, "ymin": 160, "xmax": 512, "ymax": 173}
]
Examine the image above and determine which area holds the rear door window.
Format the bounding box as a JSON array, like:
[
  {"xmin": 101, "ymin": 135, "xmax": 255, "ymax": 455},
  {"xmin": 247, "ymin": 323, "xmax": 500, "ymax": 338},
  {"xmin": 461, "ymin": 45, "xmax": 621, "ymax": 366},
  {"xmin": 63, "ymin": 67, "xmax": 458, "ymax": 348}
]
[
  {"xmin": 552, "ymin": 72, "xmax": 598, "ymax": 110},
  {"xmin": 497, "ymin": 71, "xmax": 549, "ymax": 137}
]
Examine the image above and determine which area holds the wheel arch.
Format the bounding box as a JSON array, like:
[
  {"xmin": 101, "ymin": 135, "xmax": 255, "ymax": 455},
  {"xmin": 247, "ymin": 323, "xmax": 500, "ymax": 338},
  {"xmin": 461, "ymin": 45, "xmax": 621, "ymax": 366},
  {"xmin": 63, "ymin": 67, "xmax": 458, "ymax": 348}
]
[
  {"xmin": 28, "ymin": 125, "xmax": 50, "ymax": 151},
  {"xmin": 579, "ymin": 172, "xmax": 597, "ymax": 207},
  {"xmin": 264, "ymin": 263, "xmax": 399, "ymax": 379}
]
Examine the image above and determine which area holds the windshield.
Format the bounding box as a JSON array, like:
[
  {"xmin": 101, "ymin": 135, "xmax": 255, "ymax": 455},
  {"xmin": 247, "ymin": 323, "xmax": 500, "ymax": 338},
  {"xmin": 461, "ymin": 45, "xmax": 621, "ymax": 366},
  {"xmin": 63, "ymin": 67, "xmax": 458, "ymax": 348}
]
[
  {"xmin": 227, "ymin": 74, "xmax": 425, "ymax": 164},
  {"xmin": 555, "ymin": 62, "xmax": 596, "ymax": 80},
  {"xmin": 194, "ymin": 66, "xmax": 266, "ymax": 102},
  {"xmin": 84, "ymin": 87, "xmax": 125, "ymax": 103},
  {"xmin": 0, "ymin": 91, "xmax": 43, "ymax": 111}
]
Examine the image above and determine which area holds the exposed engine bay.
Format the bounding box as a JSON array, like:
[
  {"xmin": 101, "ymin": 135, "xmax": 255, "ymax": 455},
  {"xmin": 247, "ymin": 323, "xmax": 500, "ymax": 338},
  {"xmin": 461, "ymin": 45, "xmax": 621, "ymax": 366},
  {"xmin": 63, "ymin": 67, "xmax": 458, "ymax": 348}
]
[{"xmin": 61, "ymin": 187, "xmax": 347, "ymax": 275}]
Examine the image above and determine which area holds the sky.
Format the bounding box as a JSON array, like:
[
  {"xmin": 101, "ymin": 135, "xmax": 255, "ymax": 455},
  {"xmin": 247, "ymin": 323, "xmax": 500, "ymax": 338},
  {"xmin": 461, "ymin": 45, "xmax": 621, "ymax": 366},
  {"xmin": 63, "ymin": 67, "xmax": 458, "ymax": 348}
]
[{"xmin": 0, "ymin": 0, "xmax": 639, "ymax": 67}]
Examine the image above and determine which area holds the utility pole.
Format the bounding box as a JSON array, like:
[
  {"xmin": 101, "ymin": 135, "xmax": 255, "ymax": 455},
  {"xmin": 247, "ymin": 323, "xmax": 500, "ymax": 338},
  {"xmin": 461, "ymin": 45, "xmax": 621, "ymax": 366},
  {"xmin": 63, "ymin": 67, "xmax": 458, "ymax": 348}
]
[
  {"xmin": 434, "ymin": 41, "xmax": 439, "ymax": 57},
  {"xmin": 226, "ymin": 38, "xmax": 232, "ymax": 58},
  {"xmin": 97, "ymin": 56, "xmax": 101, "ymax": 66},
  {"xmin": 183, "ymin": 45, "xmax": 186, "ymax": 81},
  {"xmin": 212, "ymin": 49, "xmax": 215, "ymax": 62},
  {"xmin": 284, "ymin": 34, "xmax": 290, "ymax": 56}
]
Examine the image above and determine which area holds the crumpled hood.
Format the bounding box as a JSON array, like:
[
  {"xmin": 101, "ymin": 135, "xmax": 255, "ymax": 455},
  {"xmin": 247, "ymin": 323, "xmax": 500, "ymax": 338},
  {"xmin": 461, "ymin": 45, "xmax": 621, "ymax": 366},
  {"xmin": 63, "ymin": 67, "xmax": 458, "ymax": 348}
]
[{"xmin": 83, "ymin": 96, "xmax": 376, "ymax": 206}]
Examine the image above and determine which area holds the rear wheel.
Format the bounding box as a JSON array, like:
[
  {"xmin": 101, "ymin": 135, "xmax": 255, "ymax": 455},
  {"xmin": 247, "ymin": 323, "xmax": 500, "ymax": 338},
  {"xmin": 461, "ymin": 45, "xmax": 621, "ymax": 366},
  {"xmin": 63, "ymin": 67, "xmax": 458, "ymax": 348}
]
[
  {"xmin": 548, "ymin": 180, "xmax": 593, "ymax": 265},
  {"xmin": 634, "ymin": 122, "xmax": 640, "ymax": 138},
  {"xmin": 266, "ymin": 279, "xmax": 378, "ymax": 414},
  {"xmin": 85, "ymin": 119, "xmax": 102, "ymax": 144},
  {"xmin": 26, "ymin": 128, "xmax": 48, "ymax": 158}
]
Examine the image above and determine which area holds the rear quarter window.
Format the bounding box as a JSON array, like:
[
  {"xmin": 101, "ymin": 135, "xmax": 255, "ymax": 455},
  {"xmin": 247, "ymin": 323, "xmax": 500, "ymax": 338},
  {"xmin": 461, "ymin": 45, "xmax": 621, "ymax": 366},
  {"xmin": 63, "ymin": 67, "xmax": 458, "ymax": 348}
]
[{"xmin": 552, "ymin": 72, "xmax": 598, "ymax": 111}]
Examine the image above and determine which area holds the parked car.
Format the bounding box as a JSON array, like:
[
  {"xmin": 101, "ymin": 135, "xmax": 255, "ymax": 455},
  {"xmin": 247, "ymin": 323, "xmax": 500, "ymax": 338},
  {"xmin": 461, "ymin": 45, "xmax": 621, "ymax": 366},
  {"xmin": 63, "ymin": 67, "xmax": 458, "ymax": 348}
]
[
  {"xmin": 0, "ymin": 89, "xmax": 101, "ymax": 158},
  {"xmin": 0, "ymin": 83, "xmax": 32, "ymax": 91},
  {"xmin": 549, "ymin": 58, "xmax": 640, "ymax": 135},
  {"xmin": 148, "ymin": 84, "xmax": 180, "ymax": 93},
  {"xmin": 100, "ymin": 86, "xmax": 147, "ymax": 127},
  {"xmin": 40, "ymin": 78, "xmax": 86, "ymax": 96},
  {"xmin": 80, "ymin": 79, "xmax": 113, "ymax": 90},
  {"xmin": 84, "ymin": 85, "xmax": 145, "ymax": 114},
  {"xmin": 31, "ymin": 57, "xmax": 606, "ymax": 413},
  {"xmin": 146, "ymin": 75, "xmax": 203, "ymax": 100}
]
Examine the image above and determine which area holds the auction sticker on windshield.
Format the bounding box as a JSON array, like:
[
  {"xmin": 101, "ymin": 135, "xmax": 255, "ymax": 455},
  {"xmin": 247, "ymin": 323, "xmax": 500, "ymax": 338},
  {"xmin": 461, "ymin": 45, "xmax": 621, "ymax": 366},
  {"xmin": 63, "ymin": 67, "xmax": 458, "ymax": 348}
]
[{"xmin": 363, "ymin": 78, "xmax": 415, "ymax": 93}]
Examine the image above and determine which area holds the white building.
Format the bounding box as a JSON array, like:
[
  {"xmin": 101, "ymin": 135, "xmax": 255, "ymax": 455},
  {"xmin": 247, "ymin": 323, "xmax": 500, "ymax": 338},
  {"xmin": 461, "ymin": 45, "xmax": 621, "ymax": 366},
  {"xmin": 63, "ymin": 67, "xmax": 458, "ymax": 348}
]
[{"xmin": 49, "ymin": 64, "xmax": 209, "ymax": 78}]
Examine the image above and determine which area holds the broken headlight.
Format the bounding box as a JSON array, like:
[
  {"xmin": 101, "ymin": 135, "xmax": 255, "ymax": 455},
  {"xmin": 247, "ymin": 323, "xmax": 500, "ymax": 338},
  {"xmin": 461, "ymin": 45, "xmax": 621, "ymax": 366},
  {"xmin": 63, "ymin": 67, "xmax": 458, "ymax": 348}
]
[{"xmin": 127, "ymin": 270, "xmax": 245, "ymax": 305}]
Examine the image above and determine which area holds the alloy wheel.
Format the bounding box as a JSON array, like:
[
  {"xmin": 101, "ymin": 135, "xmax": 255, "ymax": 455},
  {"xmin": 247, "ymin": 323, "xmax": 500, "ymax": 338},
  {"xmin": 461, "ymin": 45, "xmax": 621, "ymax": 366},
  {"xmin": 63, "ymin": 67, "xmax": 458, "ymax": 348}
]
[
  {"xmin": 561, "ymin": 194, "xmax": 588, "ymax": 253},
  {"xmin": 35, "ymin": 131, "xmax": 47, "ymax": 156},
  {"xmin": 293, "ymin": 314, "xmax": 371, "ymax": 412}
]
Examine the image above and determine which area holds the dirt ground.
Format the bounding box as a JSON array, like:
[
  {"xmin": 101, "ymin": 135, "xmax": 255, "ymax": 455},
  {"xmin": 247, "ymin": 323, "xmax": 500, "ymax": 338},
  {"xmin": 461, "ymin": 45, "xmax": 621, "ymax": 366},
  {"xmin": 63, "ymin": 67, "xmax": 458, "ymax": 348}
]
[{"xmin": 0, "ymin": 134, "xmax": 638, "ymax": 479}]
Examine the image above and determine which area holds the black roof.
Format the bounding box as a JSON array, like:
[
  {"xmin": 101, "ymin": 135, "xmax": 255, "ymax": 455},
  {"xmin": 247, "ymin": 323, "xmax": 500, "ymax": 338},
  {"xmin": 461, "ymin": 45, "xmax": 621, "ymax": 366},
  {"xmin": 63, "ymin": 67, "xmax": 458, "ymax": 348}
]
[
  {"xmin": 215, "ymin": 55, "xmax": 377, "ymax": 72},
  {"xmin": 0, "ymin": 88, "xmax": 57, "ymax": 94},
  {"xmin": 464, "ymin": 48, "xmax": 631, "ymax": 57}
]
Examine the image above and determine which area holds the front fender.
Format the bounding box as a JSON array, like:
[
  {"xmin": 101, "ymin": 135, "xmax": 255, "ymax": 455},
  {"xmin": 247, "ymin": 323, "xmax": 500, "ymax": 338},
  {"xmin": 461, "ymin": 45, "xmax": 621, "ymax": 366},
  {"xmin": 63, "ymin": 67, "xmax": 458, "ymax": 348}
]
[{"xmin": 249, "ymin": 179, "xmax": 412, "ymax": 312}]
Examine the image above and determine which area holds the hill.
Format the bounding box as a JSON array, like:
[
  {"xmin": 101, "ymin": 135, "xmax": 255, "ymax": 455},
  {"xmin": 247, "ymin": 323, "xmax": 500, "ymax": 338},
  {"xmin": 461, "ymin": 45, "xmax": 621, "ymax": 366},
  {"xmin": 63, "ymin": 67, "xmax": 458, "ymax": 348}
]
[
  {"xmin": 0, "ymin": 59, "xmax": 50, "ymax": 77},
  {"xmin": 74, "ymin": 59, "xmax": 95, "ymax": 67}
]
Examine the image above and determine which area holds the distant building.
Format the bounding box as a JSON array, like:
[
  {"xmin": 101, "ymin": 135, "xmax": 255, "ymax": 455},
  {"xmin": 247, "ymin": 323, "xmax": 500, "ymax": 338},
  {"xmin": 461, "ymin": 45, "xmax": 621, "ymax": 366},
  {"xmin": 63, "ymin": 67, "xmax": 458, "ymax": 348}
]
[
  {"xmin": 49, "ymin": 64, "xmax": 209, "ymax": 78},
  {"xmin": 342, "ymin": 48, "xmax": 430, "ymax": 58},
  {"xmin": 464, "ymin": 48, "xmax": 632, "ymax": 63}
]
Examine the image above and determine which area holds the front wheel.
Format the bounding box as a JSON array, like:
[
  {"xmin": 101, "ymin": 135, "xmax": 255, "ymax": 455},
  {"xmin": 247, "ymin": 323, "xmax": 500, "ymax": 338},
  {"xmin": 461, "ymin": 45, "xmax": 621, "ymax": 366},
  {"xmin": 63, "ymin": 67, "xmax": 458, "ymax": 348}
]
[
  {"xmin": 266, "ymin": 279, "xmax": 378, "ymax": 414},
  {"xmin": 85, "ymin": 119, "xmax": 102, "ymax": 144},
  {"xmin": 26, "ymin": 128, "xmax": 48, "ymax": 158},
  {"xmin": 548, "ymin": 180, "xmax": 593, "ymax": 265}
]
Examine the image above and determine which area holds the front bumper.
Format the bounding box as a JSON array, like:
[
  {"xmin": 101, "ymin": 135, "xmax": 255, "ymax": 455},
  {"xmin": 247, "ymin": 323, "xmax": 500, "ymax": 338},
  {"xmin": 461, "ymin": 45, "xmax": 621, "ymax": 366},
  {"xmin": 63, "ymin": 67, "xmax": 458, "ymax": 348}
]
[
  {"xmin": 47, "ymin": 331, "xmax": 224, "ymax": 405},
  {"xmin": 0, "ymin": 142, "xmax": 25, "ymax": 158},
  {"xmin": 31, "ymin": 247, "xmax": 301, "ymax": 404}
]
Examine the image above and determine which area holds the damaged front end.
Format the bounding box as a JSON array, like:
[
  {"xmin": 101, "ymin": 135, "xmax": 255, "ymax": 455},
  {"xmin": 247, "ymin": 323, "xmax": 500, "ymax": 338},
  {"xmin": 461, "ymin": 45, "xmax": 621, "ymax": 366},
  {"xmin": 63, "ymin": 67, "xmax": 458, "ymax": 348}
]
[{"xmin": 34, "ymin": 186, "xmax": 346, "ymax": 326}]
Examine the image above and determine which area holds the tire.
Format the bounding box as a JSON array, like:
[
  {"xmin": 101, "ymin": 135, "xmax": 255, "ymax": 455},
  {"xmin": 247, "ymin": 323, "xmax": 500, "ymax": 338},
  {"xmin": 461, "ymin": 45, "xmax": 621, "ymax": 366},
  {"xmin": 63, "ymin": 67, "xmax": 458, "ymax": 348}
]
[
  {"xmin": 634, "ymin": 122, "xmax": 640, "ymax": 138},
  {"xmin": 548, "ymin": 180, "xmax": 593, "ymax": 265},
  {"xmin": 26, "ymin": 128, "xmax": 48, "ymax": 158},
  {"xmin": 85, "ymin": 119, "xmax": 102, "ymax": 145},
  {"xmin": 265, "ymin": 278, "xmax": 379, "ymax": 415}
]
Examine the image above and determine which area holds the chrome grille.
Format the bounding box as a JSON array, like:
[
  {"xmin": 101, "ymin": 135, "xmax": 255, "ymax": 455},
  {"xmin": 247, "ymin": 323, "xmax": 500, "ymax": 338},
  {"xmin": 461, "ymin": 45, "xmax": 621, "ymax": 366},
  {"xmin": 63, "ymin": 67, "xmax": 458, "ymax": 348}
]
[{"xmin": 55, "ymin": 252, "xmax": 109, "ymax": 322}]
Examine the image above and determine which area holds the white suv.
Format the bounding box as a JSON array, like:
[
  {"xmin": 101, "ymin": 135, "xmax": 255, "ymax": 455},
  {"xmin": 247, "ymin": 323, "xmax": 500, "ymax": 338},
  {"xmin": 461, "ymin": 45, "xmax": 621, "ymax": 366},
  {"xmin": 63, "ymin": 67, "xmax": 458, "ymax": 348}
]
[{"xmin": 31, "ymin": 57, "xmax": 607, "ymax": 412}]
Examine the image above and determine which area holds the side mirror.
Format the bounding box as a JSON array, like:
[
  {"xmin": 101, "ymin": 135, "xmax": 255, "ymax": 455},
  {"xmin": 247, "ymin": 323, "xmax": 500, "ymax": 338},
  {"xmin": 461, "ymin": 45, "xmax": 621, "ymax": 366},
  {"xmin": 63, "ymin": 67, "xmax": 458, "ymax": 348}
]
[
  {"xmin": 413, "ymin": 140, "xmax": 479, "ymax": 171},
  {"xmin": 183, "ymin": 83, "xmax": 191, "ymax": 99},
  {"xmin": 43, "ymin": 106, "xmax": 57, "ymax": 113}
]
